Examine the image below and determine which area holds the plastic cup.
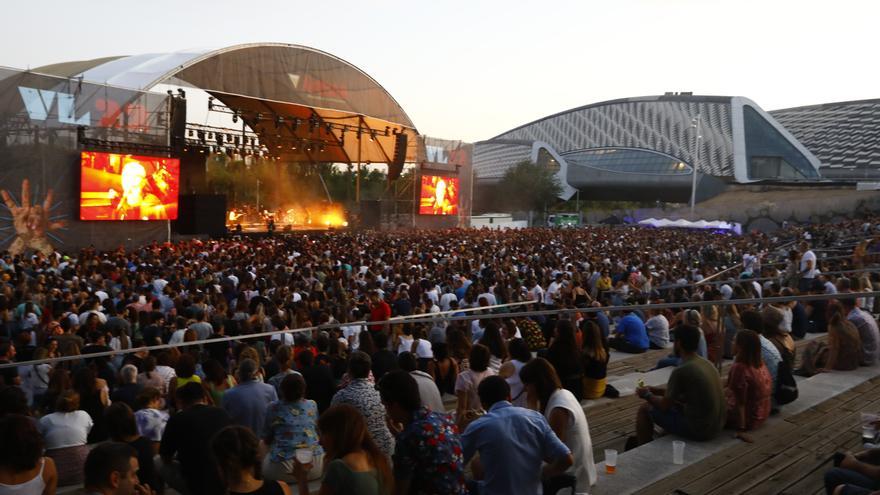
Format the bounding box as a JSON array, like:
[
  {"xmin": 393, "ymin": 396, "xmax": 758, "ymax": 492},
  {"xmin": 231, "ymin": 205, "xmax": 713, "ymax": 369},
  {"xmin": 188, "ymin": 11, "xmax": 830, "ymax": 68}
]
[
  {"xmin": 604, "ymin": 449, "xmax": 618, "ymax": 474},
  {"xmin": 295, "ymin": 448, "xmax": 313, "ymax": 464},
  {"xmin": 672, "ymin": 440, "xmax": 685, "ymax": 465}
]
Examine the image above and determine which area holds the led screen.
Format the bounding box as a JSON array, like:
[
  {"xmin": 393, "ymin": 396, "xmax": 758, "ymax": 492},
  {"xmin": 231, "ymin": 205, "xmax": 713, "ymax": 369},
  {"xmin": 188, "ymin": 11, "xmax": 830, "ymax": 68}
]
[
  {"xmin": 80, "ymin": 151, "xmax": 179, "ymax": 220},
  {"xmin": 419, "ymin": 175, "xmax": 459, "ymax": 215}
]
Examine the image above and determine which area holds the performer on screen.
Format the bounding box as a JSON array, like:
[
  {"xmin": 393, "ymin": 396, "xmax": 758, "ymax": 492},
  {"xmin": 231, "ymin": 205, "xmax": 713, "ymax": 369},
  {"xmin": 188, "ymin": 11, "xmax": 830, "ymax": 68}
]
[{"xmin": 110, "ymin": 160, "xmax": 168, "ymax": 220}]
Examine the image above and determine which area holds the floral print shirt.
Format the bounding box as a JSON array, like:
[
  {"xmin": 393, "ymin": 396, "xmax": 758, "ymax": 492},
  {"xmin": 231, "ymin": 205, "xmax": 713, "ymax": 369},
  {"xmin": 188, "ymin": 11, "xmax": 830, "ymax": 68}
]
[
  {"xmin": 262, "ymin": 399, "xmax": 324, "ymax": 463},
  {"xmin": 392, "ymin": 407, "xmax": 467, "ymax": 495}
]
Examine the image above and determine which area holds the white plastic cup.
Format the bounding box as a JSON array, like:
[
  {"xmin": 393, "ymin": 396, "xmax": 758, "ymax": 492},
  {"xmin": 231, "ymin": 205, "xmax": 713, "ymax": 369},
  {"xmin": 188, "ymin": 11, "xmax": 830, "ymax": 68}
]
[
  {"xmin": 672, "ymin": 440, "xmax": 685, "ymax": 465},
  {"xmin": 604, "ymin": 449, "xmax": 618, "ymax": 474},
  {"xmin": 295, "ymin": 448, "xmax": 313, "ymax": 464}
]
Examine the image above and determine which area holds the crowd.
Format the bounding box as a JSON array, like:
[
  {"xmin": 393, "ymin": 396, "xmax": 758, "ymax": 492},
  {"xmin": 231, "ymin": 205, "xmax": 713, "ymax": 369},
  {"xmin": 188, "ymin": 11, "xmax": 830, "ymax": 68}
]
[{"xmin": 0, "ymin": 217, "xmax": 879, "ymax": 495}]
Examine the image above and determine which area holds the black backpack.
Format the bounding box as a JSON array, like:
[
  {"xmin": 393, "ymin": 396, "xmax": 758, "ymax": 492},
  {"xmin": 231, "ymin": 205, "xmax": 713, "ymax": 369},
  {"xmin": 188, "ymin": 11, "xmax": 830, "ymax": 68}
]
[{"xmin": 775, "ymin": 358, "xmax": 799, "ymax": 405}]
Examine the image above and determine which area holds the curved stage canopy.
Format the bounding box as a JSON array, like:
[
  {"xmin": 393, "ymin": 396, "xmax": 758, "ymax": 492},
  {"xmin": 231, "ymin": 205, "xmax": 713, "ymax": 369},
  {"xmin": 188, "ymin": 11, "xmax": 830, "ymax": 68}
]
[{"xmin": 35, "ymin": 43, "xmax": 418, "ymax": 164}]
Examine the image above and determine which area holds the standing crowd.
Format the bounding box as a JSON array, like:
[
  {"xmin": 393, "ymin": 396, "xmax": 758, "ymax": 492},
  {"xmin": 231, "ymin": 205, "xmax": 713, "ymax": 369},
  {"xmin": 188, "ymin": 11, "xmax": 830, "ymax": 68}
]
[{"xmin": 0, "ymin": 218, "xmax": 879, "ymax": 495}]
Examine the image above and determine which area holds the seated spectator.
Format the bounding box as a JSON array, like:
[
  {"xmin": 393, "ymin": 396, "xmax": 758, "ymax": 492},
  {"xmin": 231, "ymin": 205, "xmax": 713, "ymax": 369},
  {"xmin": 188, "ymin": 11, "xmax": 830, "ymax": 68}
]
[
  {"xmin": 377, "ymin": 370, "xmax": 467, "ymax": 494},
  {"xmin": 825, "ymin": 448, "xmax": 880, "ymax": 495},
  {"xmin": 432, "ymin": 343, "xmax": 460, "ymax": 397},
  {"xmin": 634, "ymin": 324, "xmax": 725, "ymax": 446},
  {"xmin": 580, "ymin": 320, "xmax": 610, "ymax": 399},
  {"xmin": 461, "ymin": 376, "xmax": 572, "ymax": 495},
  {"xmin": 39, "ymin": 390, "xmax": 92, "ymax": 486},
  {"xmin": 842, "ymin": 296, "xmax": 880, "ymax": 366},
  {"xmin": 293, "ymin": 404, "xmax": 393, "ymax": 495},
  {"xmin": 262, "ymin": 373, "xmax": 324, "ymax": 483},
  {"xmin": 0, "ymin": 385, "xmax": 30, "ymax": 417},
  {"xmin": 298, "ymin": 349, "xmax": 335, "ymax": 414},
  {"xmin": 203, "ymin": 358, "xmax": 237, "ymax": 406},
  {"xmin": 545, "ymin": 319, "xmax": 585, "ymax": 401},
  {"xmin": 455, "ymin": 344, "xmax": 496, "ymax": 430},
  {"xmin": 212, "ymin": 425, "xmax": 292, "ymax": 495},
  {"xmin": 742, "ymin": 309, "xmax": 782, "ymax": 393},
  {"xmin": 609, "ymin": 310, "xmax": 649, "ymax": 354},
  {"xmin": 83, "ymin": 442, "xmax": 148, "ymax": 495},
  {"xmin": 159, "ymin": 382, "xmax": 231, "ymax": 495},
  {"xmin": 105, "ymin": 402, "xmax": 162, "ymax": 491},
  {"xmin": 111, "ymin": 364, "xmax": 143, "ymax": 409},
  {"xmin": 133, "ymin": 387, "xmax": 168, "ymax": 449},
  {"xmin": 645, "ymin": 307, "xmax": 671, "ymax": 349},
  {"xmin": 73, "ymin": 366, "xmax": 109, "ymax": 444},
  {"xmin": 825, "ymin": 303, "xmax": 862, "ymax": 371},
  {"xmin": 266, "ymin": 345, "xmax": 297, "ymax": 393},
  {"xmin": 0, "ymin": 414, "xmax": 58, "ymax": 494},
  {"xmin": 397, "ymin": 352, "xmax": 445, "ymax": 412},
  {"xmin": 330, "ymin": 351, "xmax": 395, "ymax": 458},
  {"xmin": 477, "ymin": 322, "xmax": 508, "ymax": 373},
  {"xmin": 167, "ymin": 353, "xmax": 202, "ymax": 407},
  {"xmin": 136, "ymin": 356, "xmax": 166, "ymax": 396},
  {"xmin": 370, "ymin": 332, "xmax": 399, "ymax": 382},
  {"xmin": 499, "ymin": 338, "xmax": 532, "ymax": 407},
  {"xmin": 762, "ymin": 305, "xmax": 795, "ymax": 366},
  {"xmin": 222, "ymin": 358, "xmax": 278, "ymax": 434},
  {"xmin": 520, "ymin": 358, "xmax": 597, "ymax": 494},
  {"xmin": 725, "ymin": 330, "xmax": 772, "ymax": 441}
]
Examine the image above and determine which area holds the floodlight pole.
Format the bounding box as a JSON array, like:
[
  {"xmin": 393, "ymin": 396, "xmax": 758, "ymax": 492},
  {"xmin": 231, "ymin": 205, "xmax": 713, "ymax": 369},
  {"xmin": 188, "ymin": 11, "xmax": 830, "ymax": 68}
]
[
  {"xmin": 356, "ymin": 121, "xmax": 362, "ymax": 203},
  {"xmin": 689, "ymin": 113, "xmax": 702, "ymax": 217}
]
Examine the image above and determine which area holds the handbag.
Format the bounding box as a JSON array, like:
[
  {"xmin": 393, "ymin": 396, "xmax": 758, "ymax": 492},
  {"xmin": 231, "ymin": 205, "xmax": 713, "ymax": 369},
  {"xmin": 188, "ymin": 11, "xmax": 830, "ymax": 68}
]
[{"xmin": 775, "ymin": 359, "xmax": 799, "ymax": 405}]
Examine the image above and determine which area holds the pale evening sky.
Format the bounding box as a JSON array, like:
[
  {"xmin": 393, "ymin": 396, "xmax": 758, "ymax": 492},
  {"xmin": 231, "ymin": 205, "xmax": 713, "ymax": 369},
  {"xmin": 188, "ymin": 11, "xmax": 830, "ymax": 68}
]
[{"xmin": 1, "ymin": 0, "xmax": 877, "ymax": 143}]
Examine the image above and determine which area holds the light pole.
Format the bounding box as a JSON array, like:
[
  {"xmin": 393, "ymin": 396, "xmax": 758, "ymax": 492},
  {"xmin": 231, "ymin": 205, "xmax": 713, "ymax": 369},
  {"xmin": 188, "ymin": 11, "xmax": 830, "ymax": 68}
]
[{"xmin": 689, "ymin": 113, "xmax": 702, "ymax": 217}]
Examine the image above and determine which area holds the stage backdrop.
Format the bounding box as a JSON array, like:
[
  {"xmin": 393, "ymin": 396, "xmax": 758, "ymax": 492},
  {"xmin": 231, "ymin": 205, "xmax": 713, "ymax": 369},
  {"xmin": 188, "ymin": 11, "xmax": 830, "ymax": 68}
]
[{"xmin": 0, "ymin": 67, "xmax": 172, "ymax": 253}]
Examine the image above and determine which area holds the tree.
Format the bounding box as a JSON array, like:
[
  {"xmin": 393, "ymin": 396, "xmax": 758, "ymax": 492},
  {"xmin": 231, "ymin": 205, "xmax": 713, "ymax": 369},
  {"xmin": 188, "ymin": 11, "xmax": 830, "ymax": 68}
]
[{"xmin": 497, "ymin": 160, "xmax": 562, "ymax": 213}]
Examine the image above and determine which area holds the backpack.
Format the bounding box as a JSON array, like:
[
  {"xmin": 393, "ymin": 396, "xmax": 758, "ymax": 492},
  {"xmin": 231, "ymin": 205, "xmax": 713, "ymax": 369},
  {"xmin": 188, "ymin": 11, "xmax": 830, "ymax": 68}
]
[
  {"xmin": 775, "ymin": 358, "xmax": 799, "ymax": 405},
  {"xmin": 796, "ymin": 341, "xmax": 829, "ymax": 377}
]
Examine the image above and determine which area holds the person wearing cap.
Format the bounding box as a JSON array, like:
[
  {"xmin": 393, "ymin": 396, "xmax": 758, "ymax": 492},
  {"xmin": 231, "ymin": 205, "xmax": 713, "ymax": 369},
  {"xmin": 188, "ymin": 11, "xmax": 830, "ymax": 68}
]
[{"xmin": 221, "ymin": 358, "xmax": 278, "ymax": 434}]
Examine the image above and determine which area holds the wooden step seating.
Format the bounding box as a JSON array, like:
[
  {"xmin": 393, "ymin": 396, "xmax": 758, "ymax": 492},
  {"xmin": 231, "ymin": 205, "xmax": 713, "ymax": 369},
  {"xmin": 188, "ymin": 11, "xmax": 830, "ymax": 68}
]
[{"xmin": 591, "ymin": 353, "xmax": 880, "ymax": 494}]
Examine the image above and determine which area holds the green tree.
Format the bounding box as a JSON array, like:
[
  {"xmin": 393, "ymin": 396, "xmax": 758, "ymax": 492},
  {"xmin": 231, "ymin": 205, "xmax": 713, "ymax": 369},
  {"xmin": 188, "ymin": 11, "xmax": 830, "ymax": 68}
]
[{"xmin": 497, "ymin": 160, "xmax": 562, "ymax": 213}]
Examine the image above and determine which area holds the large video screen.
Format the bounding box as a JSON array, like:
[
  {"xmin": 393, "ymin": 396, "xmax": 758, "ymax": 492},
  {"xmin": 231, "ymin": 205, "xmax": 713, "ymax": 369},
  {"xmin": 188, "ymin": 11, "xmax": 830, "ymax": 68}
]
[
  {"xmin": 419, "ymin": 175, "xmax": 459, "ymax": 215},
  {"xmin": 80, "ymin": 151, "xmax": 179, "ymax": 221}
]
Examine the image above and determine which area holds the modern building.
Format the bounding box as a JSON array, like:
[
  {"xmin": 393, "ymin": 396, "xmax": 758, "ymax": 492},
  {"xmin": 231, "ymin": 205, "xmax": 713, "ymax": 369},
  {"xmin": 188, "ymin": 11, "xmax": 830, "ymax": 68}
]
[
  {"xmin": 770, "ymin": 98, "xmax": 880, "ymax": 180},
  {"xmin": 474, "ymin": 94, "xmax": 825, "ymax": 203}
]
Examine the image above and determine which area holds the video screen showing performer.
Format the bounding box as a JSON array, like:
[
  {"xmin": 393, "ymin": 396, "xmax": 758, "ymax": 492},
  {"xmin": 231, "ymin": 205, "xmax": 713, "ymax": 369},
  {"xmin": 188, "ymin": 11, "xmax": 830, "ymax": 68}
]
[
  {"xmin": 419, "ymin": 175, "xmax": 459, "ymax": 215},
  {"xmin": 80, "ymin": 151, "xmax": 179, "ymax": 220}
]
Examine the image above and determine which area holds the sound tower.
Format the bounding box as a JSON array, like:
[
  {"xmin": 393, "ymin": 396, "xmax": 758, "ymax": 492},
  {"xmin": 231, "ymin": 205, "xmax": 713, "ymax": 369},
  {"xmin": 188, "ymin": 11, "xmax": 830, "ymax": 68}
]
[
  {"xmin": 173, "ymin": 194, "xmax": 227, "ymax": 237},
  {"xmin": 178, "ymin": 147, "xmax": 207, "ymax": 194},
  {"xmin": 169, "ymin": 96, "xmax": 187, "ymax": 150},
  {"xmin": 388, "ymin": 132, "xmax": 407, "ymax": 181}
]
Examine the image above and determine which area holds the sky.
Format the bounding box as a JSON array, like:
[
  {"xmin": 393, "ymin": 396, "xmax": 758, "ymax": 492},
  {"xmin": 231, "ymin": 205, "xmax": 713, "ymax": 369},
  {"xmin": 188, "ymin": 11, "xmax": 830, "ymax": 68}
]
[{"xmin": 2, "ymin": 0, "xmax": 878, "ymax": 143}]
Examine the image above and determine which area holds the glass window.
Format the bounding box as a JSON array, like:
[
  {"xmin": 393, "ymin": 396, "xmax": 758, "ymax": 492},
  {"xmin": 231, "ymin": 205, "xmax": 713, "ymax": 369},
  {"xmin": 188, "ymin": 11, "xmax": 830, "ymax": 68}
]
[
  {"xmin": 561, "ymin": 148, "xmax": 692, "ymax": 175},
  {"xmin": 743, "ymin": 105, "xmax": 818, "ymax": 179}
]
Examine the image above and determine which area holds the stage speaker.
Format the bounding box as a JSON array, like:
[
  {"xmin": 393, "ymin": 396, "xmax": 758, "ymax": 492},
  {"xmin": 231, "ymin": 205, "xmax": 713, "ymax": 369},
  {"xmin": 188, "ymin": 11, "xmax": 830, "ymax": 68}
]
[
  {"xmin": 179, "ymin": 147, "xmax": 207, "ymax": 194},
  {"xmin": 388, "ymin": 132, "xmax": 407, "ymax": 181},
  {"xmin": 169, "ymin": 96, "xmax": 187, "ymax": 150},
  {"xmin": 360, "ymin": 200, "xmax": 381, "ymax": 229},
  {"xmin": 173, "ymin": 194, "xmax": 227, "ymax": 237}
]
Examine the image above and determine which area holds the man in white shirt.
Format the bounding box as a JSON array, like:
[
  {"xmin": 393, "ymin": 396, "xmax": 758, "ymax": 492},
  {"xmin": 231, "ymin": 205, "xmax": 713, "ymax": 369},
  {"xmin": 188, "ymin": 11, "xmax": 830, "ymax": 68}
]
[
  {"xmin": 798, "ymin": 241, "xmax": 817, "ymax": 292},
  {"xmin": 544, "ymin": 273, "xmax": 564, "ymax": 308},
  {"xmin": 398, "ymin": 353, "xmax": 445, "ymax": 411},
  {"xmin": 439, "ymin": 287, "xmax": 458, "ymax": 312}
]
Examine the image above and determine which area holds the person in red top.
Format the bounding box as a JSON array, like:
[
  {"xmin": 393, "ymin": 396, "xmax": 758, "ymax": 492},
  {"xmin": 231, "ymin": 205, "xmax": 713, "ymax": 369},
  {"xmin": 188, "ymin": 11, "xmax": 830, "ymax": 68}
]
[
  {"xmin": 368, "ymin": 291, "xmax": 391, "ymax": 335},
  {"xmin": 726, "ymin": 329, "xmax": 773, "ymax": 442}
]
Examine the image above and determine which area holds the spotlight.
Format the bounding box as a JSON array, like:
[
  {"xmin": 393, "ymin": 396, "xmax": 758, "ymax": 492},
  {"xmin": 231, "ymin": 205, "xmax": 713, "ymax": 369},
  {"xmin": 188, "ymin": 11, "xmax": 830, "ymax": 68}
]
[
  {"xmin": 291, "ymin": 143, "xmax": 297, "ymax": 151},
  {"xmin": 275, "ymin": 115, "xmax": 284, "ymax": 128},
  {"xmin": 319, "ymin": 142, "xmax": 325, "ymax": 153},
  {"xmin": 166, "ymin": 90, "xmax": 174, "ymax": 97},
  {"xmin": 232, "ymin": 112, "xmax": 239, "ymax": 124},
  {"xmin": 369, "ymin": 131, "xmax": 376, "ymax": 142},
  {"xmin": 384, "ymin": 126, "xmax": 390, "ymax": 136},
  {"xmin": 291, "ymin": 118, "xmax": 300, "ymax": 131},
  {"xmin": 177, "ymin": 89, "xmax": 186, "ymax": 98},
  {"xmin": 207, "ymin": 97, "xmax": 214, "ymax": 111}
]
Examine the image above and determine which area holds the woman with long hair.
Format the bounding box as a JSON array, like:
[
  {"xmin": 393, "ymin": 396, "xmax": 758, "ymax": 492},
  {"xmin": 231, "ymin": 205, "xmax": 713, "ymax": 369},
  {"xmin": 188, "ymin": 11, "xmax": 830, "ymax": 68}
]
[
  {"xmin": 292, "ymin": 404, "xmax": 392, "ymax": 495},
  {"xmin": 477, "ymin": 322, "xmax": 508, "ymax": 373},
  {"xmin": 446, "ymin": 327, "xmax": 472, "ymax": 370},
  {"xmin": 726, "ymin": 330, "xmax": 772, "ymax": 441},
  {"xmin": 72, "ymin": 366, "xmax": 109, "ymax": 443},
  {"xmin": 211, "ymin": 425, "xmax": 291, "ymax": 495},
  {"xmin": 824, "ymin": 302, "xmax": 862, "ymax": 372},
  {"xmin": 454, "ymin": 344, "xmax": 495, "ymax": 429},
  {"xmin": 432, "ymin": 342, "xmax": 459, "ymax": 396},
  {"xmin": 0, "ymin": 414, "xmax": 58, "ymax": 494},
  {"xmin": 580, "ymin": 320, "xmax": 609, "ymax": 400},
  {"xmin": 519, "ymin": 358, "xmax": 596, "ymax": 493},
  {"xmin": 203, "ymin": 359, "xmax": 237, "ymax": 406},
  {"xmin": 499, "ymin": 338, "xmax": 532, "ymax": 407},
  {"xmin": 546, "ymin": 319, "xmax": 584, "ymax": 401}
]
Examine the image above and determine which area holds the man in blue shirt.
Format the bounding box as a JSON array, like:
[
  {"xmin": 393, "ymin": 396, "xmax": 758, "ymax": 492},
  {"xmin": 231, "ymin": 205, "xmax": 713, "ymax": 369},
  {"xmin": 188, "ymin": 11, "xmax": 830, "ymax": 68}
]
[
  {"xmin": 222, "ymin": 358, "xmax": 278, "ymax": 434},
  {"xmin": 609, "ymin": 310, "xmax": 649, "ymax": 354},
  {"xmin": 461, "ymin": 376, "xmax": 572, "ymax": 495}
]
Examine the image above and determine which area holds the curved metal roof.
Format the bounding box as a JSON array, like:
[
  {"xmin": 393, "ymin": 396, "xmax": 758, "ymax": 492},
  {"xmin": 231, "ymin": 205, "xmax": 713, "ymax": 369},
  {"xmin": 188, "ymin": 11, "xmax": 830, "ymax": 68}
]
[
  {"xmin": 34, "ymin": 43, "xmax": 418, "ymax": 164},
  {"xmin": 34, "ymin": 43, "xmax": 415, "ymax": 130}
]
